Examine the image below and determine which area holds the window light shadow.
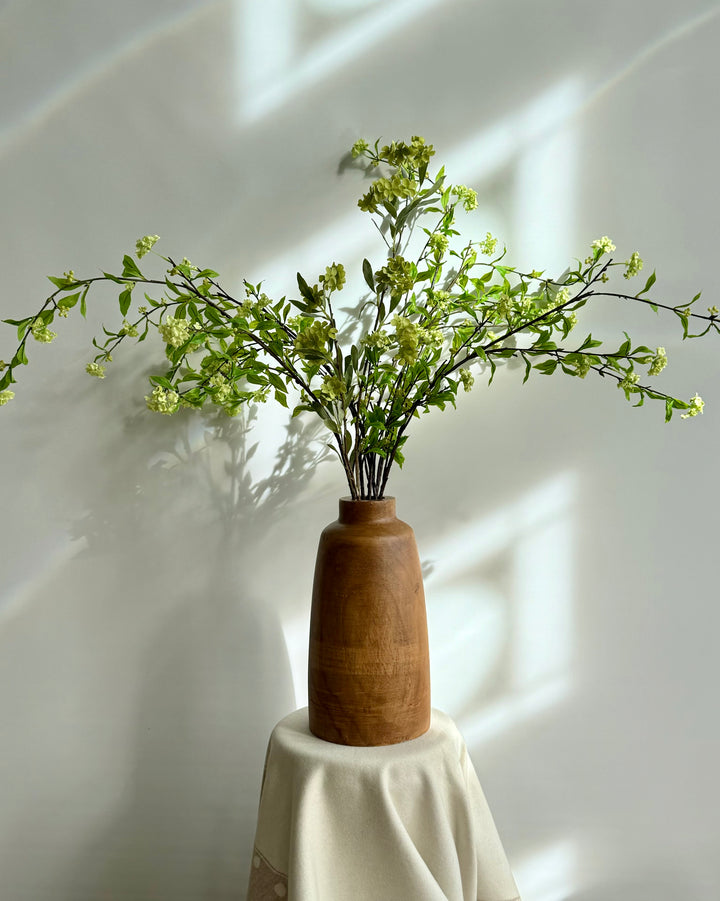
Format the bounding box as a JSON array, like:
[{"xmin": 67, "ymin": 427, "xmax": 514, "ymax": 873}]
[
  {"xmin": 426, "ymin": 472, "xmax": 577, "ymax": 743},
  {"xmin": 234, "ymin": 0, "xmax": 449, "ymax": 123}
]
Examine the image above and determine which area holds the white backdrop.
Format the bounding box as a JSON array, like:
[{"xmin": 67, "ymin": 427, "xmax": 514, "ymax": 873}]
[{"xmin": 1, "ymin": 1, "xmax": 719, "ymax": 899}]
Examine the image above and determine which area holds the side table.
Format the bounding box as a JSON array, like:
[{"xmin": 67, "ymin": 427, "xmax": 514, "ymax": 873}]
[{"xmin": 246, "ymin": 708, "xmax": 520, "ymax": 901}]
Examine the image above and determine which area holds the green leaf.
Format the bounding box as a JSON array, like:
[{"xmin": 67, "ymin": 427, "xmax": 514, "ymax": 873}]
[
  {"xmin": 267, "ymin": 371, "xmax": 285, "ymax": 392},
  {"xmin": 638, "ymin": 270, "xmax": 656, "ymax": 296},
  {"xmin": 362, "ymin": 258, "xmax": 375, "ymax": 292},
  {"xmin": 102, "ymin": 272, "xmax": 126, "ymax": 285},
  {"xmin": 665, "ymin": 397, "xmax": 673, "ymax": 422},
  {"xmin": 522, "ymin": 356, "xmax": 532, "ymax": 384},
  {"xmin": 0, "ymin": 370, "xmax": 13, "ymax": 391},
  {"xmin": 296, "ymin": 272, "xmax": 317, "ymax": 305},
  {"xmin": 12, "ymin": 345, "xmax": 28, "ymax": 366},
  {"xmin": 58, "ymin": 292, "xmax": 80, "ymax": 311},
  {"xmin": 80, "ymin": 287, "xmax": 88, "ymax": 318},
  {"xmin": 119, "ymin": 288, "xmax": 132, "ymax": 317},
  {"xmin": 122, "ymin": 255, "xmax": 143, "ymax": 279},
  {"xmin": 534, "ymin": 359, "xmax": 558, "ymax": 375}
]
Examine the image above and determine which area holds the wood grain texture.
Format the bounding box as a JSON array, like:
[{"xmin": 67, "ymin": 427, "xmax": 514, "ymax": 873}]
[{"xmin": 308, "ymin": 497, "xmax": 431, "ymax": 746}]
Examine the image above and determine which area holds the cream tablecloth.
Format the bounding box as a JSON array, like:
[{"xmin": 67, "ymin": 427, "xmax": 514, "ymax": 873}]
[{"xmin": 246, "ymin": 708, "xmax": 520, "ymax": 901}]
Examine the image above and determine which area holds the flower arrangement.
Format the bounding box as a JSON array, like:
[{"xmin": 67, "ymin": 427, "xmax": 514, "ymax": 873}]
[{"xmin": 1, "ymin": 136, "xmax": 716, "ymax": 499}]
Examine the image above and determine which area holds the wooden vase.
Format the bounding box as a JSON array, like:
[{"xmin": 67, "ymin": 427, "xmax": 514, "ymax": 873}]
[{"xmin": 308, "ymin": 497, "xmax": 431, "ymax": 746}]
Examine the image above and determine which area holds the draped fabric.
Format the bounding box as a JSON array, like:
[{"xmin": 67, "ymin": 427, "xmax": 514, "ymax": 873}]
[{"xmin": 247, "ymin": 708, "xmax": 520, "ymax": 901}]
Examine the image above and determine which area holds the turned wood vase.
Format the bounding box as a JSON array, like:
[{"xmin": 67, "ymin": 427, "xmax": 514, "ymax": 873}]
[{"xmin": 308, "ymin": 497, "xmax": 431, "ymax": 746}]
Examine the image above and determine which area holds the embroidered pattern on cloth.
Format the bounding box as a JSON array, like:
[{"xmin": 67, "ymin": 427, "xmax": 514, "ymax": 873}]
[{"xmin": 247, "ymin": 846, "xmax": 288, "ymax": 900}]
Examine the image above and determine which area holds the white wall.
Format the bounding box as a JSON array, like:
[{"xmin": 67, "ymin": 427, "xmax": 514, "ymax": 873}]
[{"xmin": 1, "ymin": 1, "xmax": 719, "ymax": 899}]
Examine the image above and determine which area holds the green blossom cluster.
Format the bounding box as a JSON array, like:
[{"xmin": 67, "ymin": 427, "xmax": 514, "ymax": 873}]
[
  {"xmin": 428, "ymin": 233, "xmax": 449, "ymax": 257},
  {"xmin": 294, "ymin": 321, "xmax": 336, "ymax": 361},
  {"xmin": 375, "ymin": 256, "xmax": 414, "ymax": 296},
  {"xmin": 459, "ymin": 368, "xmax": 474, "ymax": 392},
  {"xmin": 624, "ymin": 251, "xmax": 643, "ymax": 279},
  {"xmin": 376, "ymin": 136, "xmax": 435, "ymax": 170},
  {"xmin": 158, "ymin": 316, "xmax": 191, "ymax": 348},
  {"xmin": 1, "ymin": 136, "xmax": 715, "ymax": 502},
  {"xmin": 320, "ymin": 375, "xmax": 347, "ymax": 401},
  {"xmin": 478, "ymin": 233, "xmax": 498, "ymax": 255},
  {"xmin": 320, "ymin": 263, "xmax": 346, "ymax": 292},
  {"xmin": 392, "ymin": 315, "xmax": 421, "ymax": 366},
  {"xmin": 648, "ymin": 346, "xmax": 667, "ymax": 376},
  {"xmin": 358, "ymin": 174, "xmax": 417, "ymax": 213},
  {"xmin": 362, "ymin": 330, "xmax": 392, "ymax": 350},
  {"xmin": 145, "ymin": 385, "xmax": 179, "ymax": 415},
  {"xmin": 31, "ymin": 322, "xmax": 56, "ymax": 343},
  {"xmin": 681, "ymin": 393, "xmax": 704, "ymax": 418},
  {"xmin": 451, "ymin": 185, "xmax": 478, "ymax": 212},
  {"xmin": 86, "ymin": 362, "xmax": 106, "ymax": 378},
  {"xmin": 136, "ymin": 235, "xmax": 160, "ymax": 258}
]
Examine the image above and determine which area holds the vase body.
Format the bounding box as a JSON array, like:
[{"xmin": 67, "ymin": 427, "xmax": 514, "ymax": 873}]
[{"xmin": 308, "ymin": 497, "xmax": 431, "ymax": 746}]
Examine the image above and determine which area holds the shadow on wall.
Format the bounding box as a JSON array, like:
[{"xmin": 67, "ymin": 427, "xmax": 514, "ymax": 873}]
[{"xmin": 0, "ymin": 365, "xmax": 329, "ymax": 900}]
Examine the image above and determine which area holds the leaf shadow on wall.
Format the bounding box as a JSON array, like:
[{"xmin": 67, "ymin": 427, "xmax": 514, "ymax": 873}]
[{"xmin": 5, "ymin": 366, "xmax": 327, "ymax": 901}]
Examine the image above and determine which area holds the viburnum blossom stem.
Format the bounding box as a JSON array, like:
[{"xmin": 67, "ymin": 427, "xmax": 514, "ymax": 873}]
[{"xmin": 2, "ymin": 136, "xmax": 716, "ymax": 498}]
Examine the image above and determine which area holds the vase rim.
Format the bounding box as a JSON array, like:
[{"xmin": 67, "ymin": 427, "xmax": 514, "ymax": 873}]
[
  {"xmin": 338, "ymin": 496, "xmax": 396, "ymax": 523},
  {"xmin": 339, "ymin": 496, "xmax": 395, "ymax": 502}
]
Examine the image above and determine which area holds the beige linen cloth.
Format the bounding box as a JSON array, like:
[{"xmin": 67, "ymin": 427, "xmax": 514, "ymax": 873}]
[{"xmin": 246, "ymin": 708, "xmax": 520, "ymax": 901}]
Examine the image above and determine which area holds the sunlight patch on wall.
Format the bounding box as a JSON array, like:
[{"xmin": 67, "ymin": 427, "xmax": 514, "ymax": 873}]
[
  {"xmin": 425, "ymin": 472, "xmax": 577, "ymax": 744},
  {"xmin": 234, "ymin": 0, "xmax": 447, "ymax": 123},
  {"xmin": 250, "ymin": 78, "xmax": 582, "ymax": 301},
  {"xmin": 0, "ymin": 536, "xmax": 85, "ymax": 624},
  {"xmin": 514, "ymin": 839, "xmax": 578, "ymax": 901}
]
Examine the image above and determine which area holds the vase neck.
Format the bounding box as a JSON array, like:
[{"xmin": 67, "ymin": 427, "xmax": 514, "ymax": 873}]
[{"xmin": 338, "ymin": 497, "xmax": 396, "ymax": 524}]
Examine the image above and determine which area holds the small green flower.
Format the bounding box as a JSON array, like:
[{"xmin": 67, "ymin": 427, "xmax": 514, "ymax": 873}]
[
  {"xmin": 0, "ymin": 389, "xmax": 15, "ymax": 406},
  {"xmin": 681, "ymin": 393, "xmax": 704, "ymax": 418},
  {"xmin": 708, "ymin": 306, "xmax": 718, "ymax": 317},
  {"xmin": 585, "ymin": 235, "xmax": 615, "ymax": 264},
  {"xmin": 592, "ymin": 235, "xmax": 616, "ymax": 254},
  {"xmin": 136, "ymin": 235, "xmax": 160, "ymax": 258},
  {"xmin": 451, "ymin": 184, "xmax": 478, "ymax": 212},
  {"xmin": 321, "ymin": 262, "xmax": 346, "ymax": 292},
  {"xmin": 294, "ymin": 321, "xmax": 335, "ymax": 361},
  {"xmin": 320, "ymin": 375, "xmax": 347, "ymax": 401},
  {"xmin": 86, "ymin": 362, "xmax": 106, "ymax": 379},
  {"xmin": 478, "ymin": 232, "xmax": 498, "ymax": 255},
  {"xmin": 362, "ymin": 330, "xmax": 391, "ymax": 350},
  {"xmin": 158, "ymin": 316, "xmax": 191, "ymax": 348},
  {"xmin": 623, "ymin": 251, "xmax": 643, "ymax": 279},
  {"xmin": 459, "ymin": 368, "xmax": 474, "ymax": 392},
  {"xmin": 618, "ymin": 370, "xmax": 639, "ymax": 391},
  {"xmin": 145, "ymin": 385, "xmax": 179, "ymax": 415},
  {"xmin": 648, "ymin": 346, "xmax": 667, "ymax": 376},
  {"xmin": 428, "ymin": 233, "xmax": 448, "ymax": 257},
  {"xmin": 392, "ymin": 315, "xmax": 420, "ymax": 365},
  {"xmin": 376, "ymin": 256, "xmax": 414, "ymax": 297},
  {"xmin": 120, "ymin": 319, "xmax": 139, "ymax": 338},
  {"xmin": 419, "ymin": 326, "xmax": 443, "ymax": 348},
  {"xmin": 351, "ymin": 139, "xmax": 369, "ymax": 158},
  {"xmin": 574, "ymin": 355, "xmax": 592, "ymax": 378},
  {"xmin": 31, "ymin": 322, "xmax": 56, "ymax": 343},
  {"xmin": 358, "ymin": 174, "xmax": 417, "ymax": 213}
]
